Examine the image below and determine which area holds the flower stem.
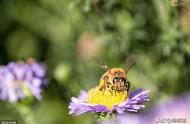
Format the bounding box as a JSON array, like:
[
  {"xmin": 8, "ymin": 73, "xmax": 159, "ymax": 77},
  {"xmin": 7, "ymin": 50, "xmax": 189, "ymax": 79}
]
[
  {"xmin": 96, "ymin": 112, "xmax": 115, "ymax": 120},
  {"xmin": 16, "ymin": 104, "xmax": 37, "ymax": 124}
]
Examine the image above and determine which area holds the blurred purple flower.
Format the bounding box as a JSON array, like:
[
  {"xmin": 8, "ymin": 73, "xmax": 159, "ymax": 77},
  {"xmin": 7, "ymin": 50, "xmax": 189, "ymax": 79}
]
[
  {"xmin": 0, "ymin": 59, "xmax": 46, "ymax": 102},
  {"xmin": 149, "ymin": 94, "xmax": 190, "ymax": 124},
  {"xmin": 99, "ymin": 113, "xmax": 145, "ymax": 124},
  {"xmin": 69, "ymin": 88, "xmax": 149, "ymax": 116}
]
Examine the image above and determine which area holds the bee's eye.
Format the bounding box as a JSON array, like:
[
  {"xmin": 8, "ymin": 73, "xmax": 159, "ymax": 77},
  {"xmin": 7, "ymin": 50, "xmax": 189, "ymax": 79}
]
[{"xmin": 113, "ymin": 77, "xmax": 119, "ymax": 83}]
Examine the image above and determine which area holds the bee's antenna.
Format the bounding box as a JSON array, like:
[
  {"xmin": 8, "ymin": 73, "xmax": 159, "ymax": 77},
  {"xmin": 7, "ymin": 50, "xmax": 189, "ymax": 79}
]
[
  {"xmin": 125, "ymin": 62, "xmax": 136, "ymax": 74},
  {"xmin": 125, "ymin": 55, "xmax": 136, "ymax": 74},
  {"xmin": 92, "ymin": 56, "xmax": 109, "ymax": 71}
]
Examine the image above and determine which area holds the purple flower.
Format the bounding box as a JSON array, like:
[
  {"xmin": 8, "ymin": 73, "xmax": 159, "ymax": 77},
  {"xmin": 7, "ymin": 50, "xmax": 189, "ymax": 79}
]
[
  {"xmin": 148, "ymin": 94, "xmax": 190, "ymax": 124},
  {"xmin": 99, "ymin": 94, "xmax": 190, "ymax": 124},
  {"xmin": 99, "ymin": 113, "xmax": 145, "ymax": 124},
  {"xmin": 69, "ymin": 87, "xmax": 149, "ymax": 116},
  {"xmin": 0, "ymin": 59, "xmax": 46, "ymax": 102}
]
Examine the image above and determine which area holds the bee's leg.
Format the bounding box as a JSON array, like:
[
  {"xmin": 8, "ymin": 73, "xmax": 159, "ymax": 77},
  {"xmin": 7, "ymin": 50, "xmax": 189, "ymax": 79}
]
[
  {"xmin": 109, "ymin": 88, "xmax": 113, "ymax": 94},
  {"xmin": 99, "ymin": 75, "xmax": 110, "ymax": 91},
  {"xmin": 126, "ymin": 81, "xmax": 130, "ymax": 92},
  {"xmin": 105, "ymin": 83, "xmax": 113, "ymax": 94},
  {"xmin": 99, "ymin": 81, "xmax": 109, "ymax": 91},
  {"xmin": 99, "ymin": 85, "xmax": 105, "ymax": 91},
  {"xmin": 100, "ymin": 81, "xmax": 113, "ymax": 93}
]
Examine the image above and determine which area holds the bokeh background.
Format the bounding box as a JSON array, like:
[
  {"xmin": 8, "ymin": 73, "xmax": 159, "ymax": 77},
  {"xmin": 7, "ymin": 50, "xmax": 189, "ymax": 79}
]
[{"xmin": 0, "ymin": 0, "xmax": 190, "ymax": 124}]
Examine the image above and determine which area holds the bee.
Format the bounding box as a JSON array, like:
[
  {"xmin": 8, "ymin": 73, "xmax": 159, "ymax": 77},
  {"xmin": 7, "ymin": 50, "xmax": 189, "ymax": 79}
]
[{"xmin": 93, "ymin": 56, "xmax": 135, "ymax": 92}]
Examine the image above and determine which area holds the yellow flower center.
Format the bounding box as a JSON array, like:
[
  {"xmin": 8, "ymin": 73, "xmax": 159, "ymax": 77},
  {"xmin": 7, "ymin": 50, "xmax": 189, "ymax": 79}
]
[{"xmin": 87, "ymin": 86, "xmax": 128, "ymax": 110}]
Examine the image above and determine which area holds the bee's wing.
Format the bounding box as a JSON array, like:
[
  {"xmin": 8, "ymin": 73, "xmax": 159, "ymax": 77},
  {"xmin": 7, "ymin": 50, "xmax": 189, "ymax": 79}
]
[
  {"xmin": 92, "ymin": 56, "xmax": 109, "ymax": 71},
  {"xmin": 125, "ymin": 55, "xmax": 136, "ymax": 73}
]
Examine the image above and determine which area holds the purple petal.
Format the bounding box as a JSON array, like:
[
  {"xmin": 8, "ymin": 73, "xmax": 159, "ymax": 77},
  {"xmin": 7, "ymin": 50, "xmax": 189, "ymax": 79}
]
[
  {"xmin": 0, "ymin": 60, "xmax": 46, "ymax": 102},
  {"xmin": 78, "ymin": 90, "xmax": 88, "ymax": 102},
  {"xmin": 114, "ymin": 89, "xmax": 149, "ymax": 113},
  {"xmin": 30, "ymin": 62, "xmax": 46, "ymax": 78},
  {"xmin": 68, "ymin": 91, "xmax": 110, "ymax": 115},
  {"xmin": 129, "ymin": 88, "xmax": 143, "ymax": 99}
]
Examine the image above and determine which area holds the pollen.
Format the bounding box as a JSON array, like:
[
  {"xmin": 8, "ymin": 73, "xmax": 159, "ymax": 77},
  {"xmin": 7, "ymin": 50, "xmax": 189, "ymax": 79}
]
[{"xmin": 87, "ymin": 86, "xmax": 128, "ymax": 110}]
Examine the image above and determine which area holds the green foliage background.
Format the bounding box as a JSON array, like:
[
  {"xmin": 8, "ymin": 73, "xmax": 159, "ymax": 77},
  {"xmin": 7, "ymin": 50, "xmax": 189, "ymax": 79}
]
[{"xmin": 0, "ymin": 0, "xmax": 190, "ymax": 124}]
